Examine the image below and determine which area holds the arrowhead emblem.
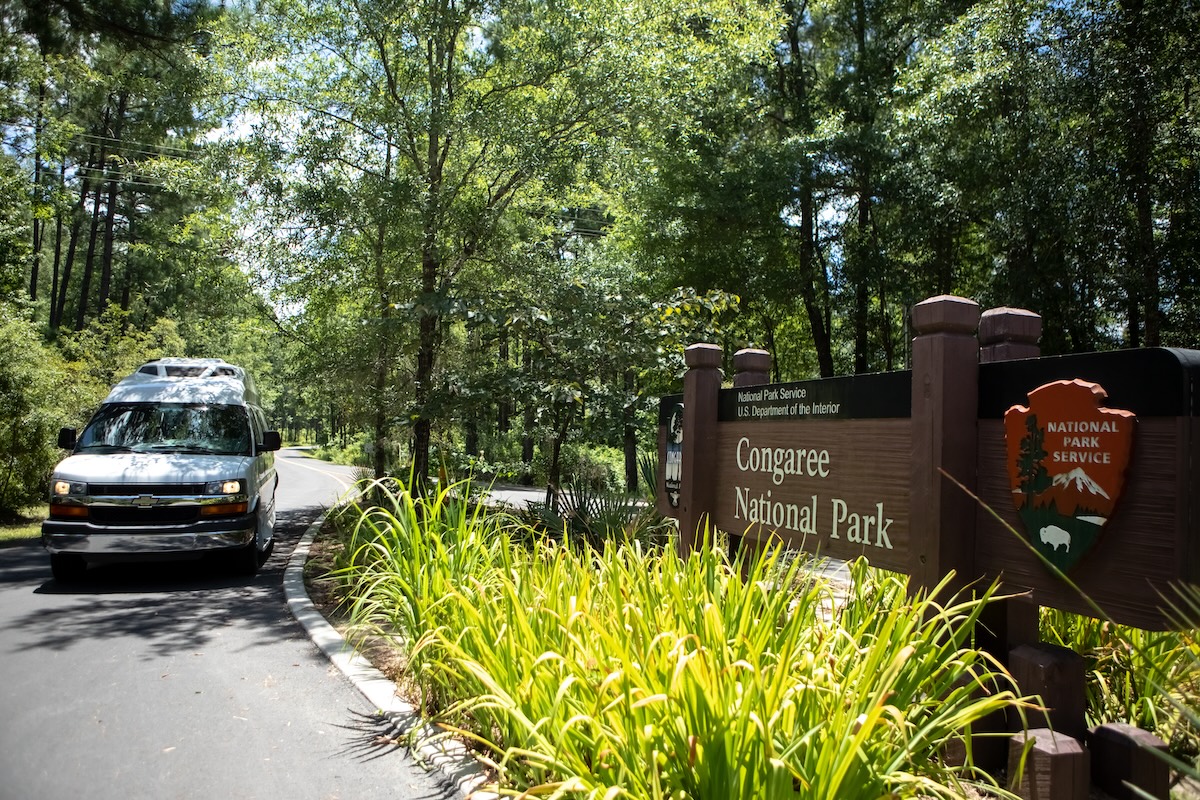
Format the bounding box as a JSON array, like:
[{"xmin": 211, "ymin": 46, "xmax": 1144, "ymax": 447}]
[{"xmin": 1004, "ymin": 379, "xmax": 1135, "ymax": 573}]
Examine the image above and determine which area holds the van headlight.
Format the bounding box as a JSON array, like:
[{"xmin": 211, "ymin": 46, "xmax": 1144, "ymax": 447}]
[
  {"xmin": 205, "ymin": 479, "xmax": 244, "ymax": 496},
  {"xmin": 53, "ymin": 480, "xmax": 86, "ymax": 497}
]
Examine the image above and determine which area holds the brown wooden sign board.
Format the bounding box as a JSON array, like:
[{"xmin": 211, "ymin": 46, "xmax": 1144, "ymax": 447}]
[
  {"xmin": 658, "ymin": 301, "xmax": 1200, "ymax": 630},
  {"xmin": 661, "ymin": 371, "xmax": 912, "ymax": 573}
]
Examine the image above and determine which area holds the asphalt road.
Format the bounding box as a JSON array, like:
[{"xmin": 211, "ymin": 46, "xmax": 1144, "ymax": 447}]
[{"xmin": 0, "ymin": 449, "xmax": 452, "ymax": 800}]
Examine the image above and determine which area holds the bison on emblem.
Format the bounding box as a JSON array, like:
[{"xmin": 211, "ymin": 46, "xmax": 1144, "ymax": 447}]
[{"xmin": 1038, "ymin": 524, "xmax": 1072, "ymax": 553}]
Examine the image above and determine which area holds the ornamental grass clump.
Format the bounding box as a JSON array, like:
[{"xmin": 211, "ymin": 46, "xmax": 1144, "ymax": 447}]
[
  {"xmin": 331, "ymin": 477, "xmax": 518, "ymax": 711},
  {"xmin": 331, "ymin": 479, "xmax": 1030, "ymax": 798},
  {"xmin": 1040, "ymin": 607, "xmax": 1200, "ymax": 760}
]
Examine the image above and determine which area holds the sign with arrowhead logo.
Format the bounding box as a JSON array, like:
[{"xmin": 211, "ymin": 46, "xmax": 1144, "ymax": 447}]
[
  {"xmin": 663, "ymin": 403, "xmax": 684, "ymax": 508},
  {"xmin": 1004, "ymin": 379, "xmax": 1136, "ymax": 573}
]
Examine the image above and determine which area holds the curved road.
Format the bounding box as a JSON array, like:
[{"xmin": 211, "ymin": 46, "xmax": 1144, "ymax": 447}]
[{"xmin": 0, "ymin": 449, "xmax": 451, "ymax": 800}]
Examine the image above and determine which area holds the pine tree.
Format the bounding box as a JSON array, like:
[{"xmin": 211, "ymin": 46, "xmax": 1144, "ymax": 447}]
[{"xmin": 1017, "ymin": 414, "xmax": 1050, "ymax": 497}]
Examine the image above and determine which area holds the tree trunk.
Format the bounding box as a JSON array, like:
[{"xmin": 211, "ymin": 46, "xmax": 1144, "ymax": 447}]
[
  {"xmin": 879, "ymin": 286, "xmax": 894, "ymax": 371},
  {"xmin": 853, "ymin": 276, "xmax": 869, "ymax": 374},
  {"xmin": 29, "ymin": 78, "xmax": 47, "ymax": 303},
  {"xmin": 74, "ymin": 184, "xmax": 104, "ymax": 331},
  {"xmin": 75, "ymin": 102, "xmax": 113, "ymax": 331},
  {"xmin": 52, "ymin": 148, "xmax": 97, "ymax": 331},
  {"xmin": 497, "ymin": 329, "xmax": 511, "ymax": 434},
  {"xmin": 411, "ymin": 22, "xmax": 452, "ymax": 495},
  {"xmin": 465, "ymin": 418, "xmax": 479, "ymax": 458},
  {"xmin": 120, "ymin": 193, "xmax": 137, "ymax": 313},
  {"xmin": 763, "ymin": 318, "xmax": 780, "ymax": 382},
  {"xmin": 781, "ymin": 1, "xmax": 834, "ymax": 377},
  {"xmin": 1121, "ymin": 0, "xmax": 1160, "ymax": 347},
  {"xmin": 622, "ymin": 368, "xmax": 637, "ymax": 493},
  {"xmin": 851, "ymin": 0, "xmax": 872, "ymax": 375},
  {"xmin": 98, "ymin": 92, "xmax": 129, "ymax": 316},
  {"xmin": 412, "ymin": 270, "xmax": 438, "ymax": 489},
  {"xmin": 49, "ymin": 162, "xmax": 66, "ymax": 327},
  {"xmin": 371, "ymin": 145, "xmax": 394, "ymax": 480},
  {"xmin": 522, "ymin": 336, "xmax": 535, "ymax": 471},
  {"xmin": 545, "ymin": 401, "xmax": 575, "ymax": 511}
]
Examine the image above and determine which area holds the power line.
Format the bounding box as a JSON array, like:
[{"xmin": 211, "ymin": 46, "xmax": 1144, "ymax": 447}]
[{"xmin": 0, "ymin": 118, "xmax": 210, "ymax": 160}]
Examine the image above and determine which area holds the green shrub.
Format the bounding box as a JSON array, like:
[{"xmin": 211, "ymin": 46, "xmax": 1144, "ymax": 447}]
[
  {"xmin": 0, "ymin": 306, "xmax": 69, "ymax": 515},
  {"xmin": 315, "ymin": 431, "xmax": 373, "ymax": 467},
  {"xmin": 437, "ymin": 448, "xmax": 530, "ymax": 485},
  {"xmin": 534, "ymin": 442, "xmax": 626, "ymax": 492},
  {"xmin": 526, "ymin": 480, "xmax": 674, "ymax": 552},
  {"xmin": 57, "ymin": 305, "xmax": 186, "ymax": 393}
]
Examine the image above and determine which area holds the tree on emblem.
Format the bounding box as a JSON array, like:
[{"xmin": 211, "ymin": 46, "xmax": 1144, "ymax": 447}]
[{"xmin": 1016, "ymin": 414, "xmax": 1050, "ymax": 500}]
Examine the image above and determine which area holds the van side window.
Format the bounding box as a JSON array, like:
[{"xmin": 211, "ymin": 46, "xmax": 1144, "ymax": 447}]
[{"xmin": 249, "ymin": 408, "xmax": 263, "ymax": 446}]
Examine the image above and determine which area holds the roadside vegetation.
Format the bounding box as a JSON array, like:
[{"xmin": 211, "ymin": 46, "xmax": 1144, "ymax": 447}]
[
  {"xmin": 320, "ymin": 478, "xmax": 1038, "ymax": 798},
  {"xmin": 0, "ymin": 507, "xmax": 44, "ymax": 546},
  {"xmin": 1042, "ymin": 609, "xmax": 1200, "ymax": 763},
  {"xmin": 310, "ymin": 476, "xmax": 1200, "ymax": 797}
]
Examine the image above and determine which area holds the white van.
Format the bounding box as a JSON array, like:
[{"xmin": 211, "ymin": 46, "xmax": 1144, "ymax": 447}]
[{"xmin": 42, "ymin": 358, "xmax": 281, "ymax": 582}]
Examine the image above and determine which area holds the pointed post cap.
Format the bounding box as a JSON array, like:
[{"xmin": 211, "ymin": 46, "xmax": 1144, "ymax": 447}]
[
  {"xmin": 979, "ymin": 307, "xmax": 1042, "ymax": 346},
  {"xmin": 685, "ymin": 343, "xmax": 723, "ymax": 369},
  {"xmin": 912, "ymin": 295, "xmax": 981, "ymax": 335}
]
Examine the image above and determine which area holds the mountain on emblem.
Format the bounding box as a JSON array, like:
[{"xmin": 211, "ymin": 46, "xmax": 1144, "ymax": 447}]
[
  {"xmin": 1004, "ymin": 379, "xmax": 1135, "ymax": 574},
  {"xmin": 1051, "ymin": 468, "xmax": 1110, "ymax": 499}
]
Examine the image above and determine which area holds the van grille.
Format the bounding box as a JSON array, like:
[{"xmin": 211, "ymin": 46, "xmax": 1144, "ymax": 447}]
[
  {"xmin": 88, "ymin": 506, "xmax": 201, "ymax": 525},
  {"xmin": 88, "ymin": 483, "xmax": 207, "ymax": 496}
]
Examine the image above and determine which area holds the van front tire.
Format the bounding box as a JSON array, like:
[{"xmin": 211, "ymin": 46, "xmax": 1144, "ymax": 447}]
[
  {"xmin": 50, "ymin": 553, "xmax": 87, "ymax": 583},
  {"xmin": 229, "ymin": 540, "xmax": 259, "ymax": 577}
]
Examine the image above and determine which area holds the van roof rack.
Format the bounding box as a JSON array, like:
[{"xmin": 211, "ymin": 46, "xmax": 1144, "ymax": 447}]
[
  {"xmin": 119, "ymin": 358, "xmax": 259, "ymax": 402},
  {"xmin": 134, "ymin": 358, "xmax": 246, "ymax": 380}
]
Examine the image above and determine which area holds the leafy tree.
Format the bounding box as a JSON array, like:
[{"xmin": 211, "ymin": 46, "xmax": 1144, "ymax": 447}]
[
  {"xmin": 619, "ymin": 0, "xmax": 944, "ymax": 377},
  {"xmin": 449, "ymin": 215, "xmax": 740, "ymax": 498},
  {"xmin": 0, "ymin": 154, "xmax": 30, "ymax": 299},
  {"xmin": 894, "ymin": 0, "xmax": 1200, "ymax": 353},
  {"xmin": 57, "ymin": 304, "xmax": 186, "ymax": 397},
  {"xmin": 231, "ymin": 0, "xmax": 777, "ymax": 485},
  {"xmin": 2, "ymin": 0, "xmax": 229, "ymax": 331}
]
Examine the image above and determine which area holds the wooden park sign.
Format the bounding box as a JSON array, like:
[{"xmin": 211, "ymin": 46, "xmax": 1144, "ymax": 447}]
[{"xmin": 658, "ymin": 295, "xmax": 1200, "ymax": 630}]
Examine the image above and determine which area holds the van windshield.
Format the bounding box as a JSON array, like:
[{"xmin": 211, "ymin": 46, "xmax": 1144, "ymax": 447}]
[{"xmin": 77, "ymin": 403, "xmax": 253, "ymax": 456}]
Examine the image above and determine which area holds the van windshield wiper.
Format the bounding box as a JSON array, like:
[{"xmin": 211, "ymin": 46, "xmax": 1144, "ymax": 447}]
[
  {"xmin": 78, "ymin": 444, "xmax": 135, "ymax": 453},
  {"xmin": 142, "ymin": 444, "xmax": 242, "ymax": 455}
]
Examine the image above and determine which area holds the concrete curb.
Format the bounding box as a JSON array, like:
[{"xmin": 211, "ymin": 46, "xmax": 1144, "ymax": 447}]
[{"xmin": 283, "ymin": 512, "xmax": 495, "ymax": 799}]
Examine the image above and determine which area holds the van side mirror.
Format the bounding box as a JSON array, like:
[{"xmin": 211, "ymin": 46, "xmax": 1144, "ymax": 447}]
[
  {"xmin": 260, "ymin": 431, "xmax": 282, "ymax": 452},
  {"xmin": 57, "ymin": 428, "xmax": 77, "ymax": 450}
]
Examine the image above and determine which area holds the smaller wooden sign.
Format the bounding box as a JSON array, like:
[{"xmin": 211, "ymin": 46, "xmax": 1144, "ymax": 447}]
[{"xmin": 663, "ymin": 402, "xmax": 684, "ymax": 508}]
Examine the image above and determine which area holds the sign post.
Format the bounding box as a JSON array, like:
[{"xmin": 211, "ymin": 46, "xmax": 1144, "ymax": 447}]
[
  {"xmin": 659, "ymin": 296, "xmax": 1200, "ymax": 630},
  {"xmin": 909, "ymin": 295, "xmax": 981, "ymax": 594},
  {"xmin": 677, "ymin": 343, "xmax": 722, "ymax": 558}
]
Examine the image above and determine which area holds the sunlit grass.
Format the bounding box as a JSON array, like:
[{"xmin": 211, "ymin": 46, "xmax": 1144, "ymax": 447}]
[
  {"xmin": 0, "ymin": 506, "xmax": 45, "ymax": 545},
  {"xmin": 329, "ymin": 477, "xmax": 1033, "ymax": 798}
]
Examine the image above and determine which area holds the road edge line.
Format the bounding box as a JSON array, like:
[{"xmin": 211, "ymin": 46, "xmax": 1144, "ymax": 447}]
[{"xmin": 283, "ymin": 511, "xmax": 496, "ymax": 800}]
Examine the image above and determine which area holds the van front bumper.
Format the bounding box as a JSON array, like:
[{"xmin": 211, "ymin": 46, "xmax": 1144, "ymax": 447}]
[{"xmin": 42, "ymin": 516, "xmax": 255, "ymax": 558}]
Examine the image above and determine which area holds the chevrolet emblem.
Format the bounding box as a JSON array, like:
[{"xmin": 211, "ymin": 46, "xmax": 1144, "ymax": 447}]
[{"xmin": 132, "ymin": 495, "xmax": 159, "ymax": 508}]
